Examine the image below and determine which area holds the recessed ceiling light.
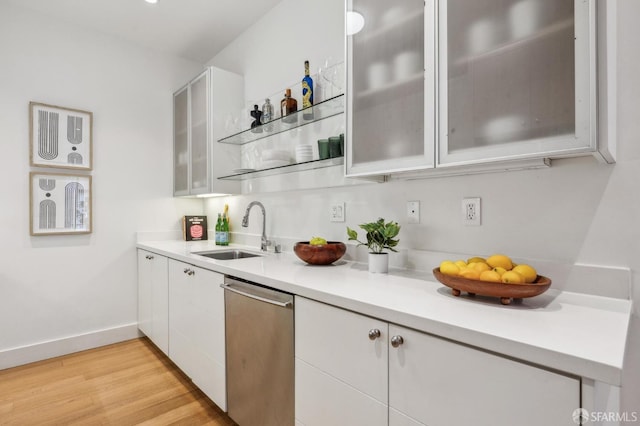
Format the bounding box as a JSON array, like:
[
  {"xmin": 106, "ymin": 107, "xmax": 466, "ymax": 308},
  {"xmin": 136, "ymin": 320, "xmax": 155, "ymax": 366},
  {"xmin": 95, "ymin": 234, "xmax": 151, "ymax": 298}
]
[{"xmin": 145, "ymin": 0, "xmax": 158, "ymax": 4}]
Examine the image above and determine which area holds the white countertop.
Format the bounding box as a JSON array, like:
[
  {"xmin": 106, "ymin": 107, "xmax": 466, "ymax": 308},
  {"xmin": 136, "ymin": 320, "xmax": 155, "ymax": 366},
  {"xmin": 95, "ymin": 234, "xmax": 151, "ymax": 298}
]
[{"xmin": 137, "ymin": 240, "xmax": 632, "ymax": 386}]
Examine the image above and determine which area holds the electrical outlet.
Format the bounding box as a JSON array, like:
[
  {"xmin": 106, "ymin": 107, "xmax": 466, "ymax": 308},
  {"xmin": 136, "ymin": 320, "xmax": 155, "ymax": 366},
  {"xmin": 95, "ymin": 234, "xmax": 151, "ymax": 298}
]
[
  {"xmin": 407, "ymin": 201, "xmax": 420, "ymax": 224},
  {"xmin": 462, "ymin": 197, "xmax": 481, "ymax": 226},
  {"xmin": 330, "ymin": 202, "xmax": 345, "ymax": 222}
]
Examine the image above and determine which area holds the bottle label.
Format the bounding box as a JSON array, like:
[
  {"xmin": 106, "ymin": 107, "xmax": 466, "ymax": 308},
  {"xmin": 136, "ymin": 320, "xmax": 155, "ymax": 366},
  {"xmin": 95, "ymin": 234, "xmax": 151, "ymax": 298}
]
[{"xmin": 220, "ymin": 232, "xmax": 228, "ymax": 245}]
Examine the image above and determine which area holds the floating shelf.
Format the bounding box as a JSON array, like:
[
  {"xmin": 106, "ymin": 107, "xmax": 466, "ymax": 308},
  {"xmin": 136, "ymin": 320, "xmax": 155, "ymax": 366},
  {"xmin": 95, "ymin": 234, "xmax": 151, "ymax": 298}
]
[
  {"xmin": 218, "ymin": 94, "xmax": 345, "ymax": 145},
  {"xmin": 218, "ymin": 157, "xmax": 344, "ymax": 180}
]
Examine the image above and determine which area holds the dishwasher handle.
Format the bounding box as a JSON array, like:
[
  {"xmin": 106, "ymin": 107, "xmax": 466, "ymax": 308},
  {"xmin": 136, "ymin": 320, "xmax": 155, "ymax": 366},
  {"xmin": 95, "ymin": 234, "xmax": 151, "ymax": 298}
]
[{"xmin": 221, "ymin": 283, "xmax": 293, "ymax": 308}]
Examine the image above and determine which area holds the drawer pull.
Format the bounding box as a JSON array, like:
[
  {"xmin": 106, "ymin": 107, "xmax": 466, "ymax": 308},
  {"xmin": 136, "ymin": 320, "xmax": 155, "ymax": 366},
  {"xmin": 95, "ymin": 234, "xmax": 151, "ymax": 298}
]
[
  {"xmin": 368, "ymin": 329, "xmax": 381, "ymax": 340},
  {"xmin": 391, "ymin": 335, "xmax": 404, "ymax": 348}
]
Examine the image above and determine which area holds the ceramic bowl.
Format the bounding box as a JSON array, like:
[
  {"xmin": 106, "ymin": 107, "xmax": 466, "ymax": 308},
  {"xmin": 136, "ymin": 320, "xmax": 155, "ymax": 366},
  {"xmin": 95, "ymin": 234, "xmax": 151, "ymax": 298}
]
[{"xmin": 294, "ymin": 241, "xmax": 347, "ymax": 265}]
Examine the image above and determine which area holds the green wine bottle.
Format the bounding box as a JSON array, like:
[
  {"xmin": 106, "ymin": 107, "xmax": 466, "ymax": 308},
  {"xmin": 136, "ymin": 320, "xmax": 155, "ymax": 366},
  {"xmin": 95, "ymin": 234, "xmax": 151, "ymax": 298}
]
[
  {"xmin": 215, "ymin": 213, "xmax": 222, "ymax": 245},
  {"xmin": 221, "ymin": 215, "xmax": 229, "ymax": 246}
]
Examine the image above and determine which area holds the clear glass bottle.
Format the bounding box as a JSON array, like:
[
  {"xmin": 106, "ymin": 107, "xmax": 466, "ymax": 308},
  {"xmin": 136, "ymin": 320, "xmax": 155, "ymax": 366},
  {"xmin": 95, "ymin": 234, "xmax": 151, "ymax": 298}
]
[
  {"xmin": 261, "ymin": 98, "xmax": 274, "ymax": 131},
  {"xmin": 280, "ymin": 88, "xmax": 298, "ymax": 124}
]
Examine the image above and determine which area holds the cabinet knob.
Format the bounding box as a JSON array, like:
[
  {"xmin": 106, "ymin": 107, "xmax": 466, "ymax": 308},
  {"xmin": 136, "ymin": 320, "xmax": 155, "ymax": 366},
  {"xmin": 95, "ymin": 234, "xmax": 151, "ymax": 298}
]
[
  {"xmin": 146, "ymin": 255, "xmax": 154, "ymax": 260},
  {"xmin": 183, "ymin": 268, "xmax": 189, "ymax": 274},
  {"xmin": 390, "ymin": 335, "xmax": 404, "ymax": 348},
  {"xmin": 368, "ymin": 329, "xmax": 381, "ymax": 340},
  {"xmin": 183, "ymin": 268, "xmax": 195, "ymax": 275}
]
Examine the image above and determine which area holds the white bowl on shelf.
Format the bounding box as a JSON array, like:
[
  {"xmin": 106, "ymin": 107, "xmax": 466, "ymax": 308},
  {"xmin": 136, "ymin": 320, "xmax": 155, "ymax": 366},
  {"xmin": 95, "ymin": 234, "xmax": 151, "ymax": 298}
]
[{"xmin": 261, "ymin": 149, "xmax": 290, "ymax": 162}]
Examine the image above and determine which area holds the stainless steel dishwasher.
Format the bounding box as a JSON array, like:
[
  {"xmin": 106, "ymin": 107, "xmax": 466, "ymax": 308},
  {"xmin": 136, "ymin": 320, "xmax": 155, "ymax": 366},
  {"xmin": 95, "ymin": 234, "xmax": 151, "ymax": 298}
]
[{"xmin": 221, "ymin": 276, "xmax": 294, "ymax": 426}]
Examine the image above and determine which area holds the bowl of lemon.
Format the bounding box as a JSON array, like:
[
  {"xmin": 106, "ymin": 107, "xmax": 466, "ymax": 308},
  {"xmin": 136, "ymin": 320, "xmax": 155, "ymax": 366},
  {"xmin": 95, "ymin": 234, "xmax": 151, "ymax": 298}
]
[
  {"xmin": 294, "ymin": 237, "xmax": 347, "ymax": 265},
  {"xmin": 433, "ymin": 254, "xmax": 551, "ymax": 305}
]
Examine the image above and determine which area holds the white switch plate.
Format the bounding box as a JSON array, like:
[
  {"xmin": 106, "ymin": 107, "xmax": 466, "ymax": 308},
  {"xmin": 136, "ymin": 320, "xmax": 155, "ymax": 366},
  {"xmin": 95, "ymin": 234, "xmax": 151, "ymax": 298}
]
[
  {"xmin": 330, "ymin": 202, "xmax": 345, "ymax": 222},
  {"xmin": 407, "ymin": 201, "xmax": 420, "ymax": 224},
  {"xmin": 462, "ymin": 197, "xmax": 481, "ymax": 226}
]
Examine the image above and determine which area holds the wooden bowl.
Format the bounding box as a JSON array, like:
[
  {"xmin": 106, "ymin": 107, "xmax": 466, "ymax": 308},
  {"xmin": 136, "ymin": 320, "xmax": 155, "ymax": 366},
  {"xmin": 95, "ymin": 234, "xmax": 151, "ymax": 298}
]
[
  {"xmin": 294, "ymin": 241, "xmax": 346, "ymax": 265},
  {"xmin": 432, "ymin": 268, "xmax": 551, "ymax": 305}
]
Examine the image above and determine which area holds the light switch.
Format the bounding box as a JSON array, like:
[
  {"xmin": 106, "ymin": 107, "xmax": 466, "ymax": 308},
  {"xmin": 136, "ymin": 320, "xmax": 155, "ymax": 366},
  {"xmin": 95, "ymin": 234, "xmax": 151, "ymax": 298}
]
[{"xmin": 330, "ymin": 203, "xmax": 345, "ymax": 222}]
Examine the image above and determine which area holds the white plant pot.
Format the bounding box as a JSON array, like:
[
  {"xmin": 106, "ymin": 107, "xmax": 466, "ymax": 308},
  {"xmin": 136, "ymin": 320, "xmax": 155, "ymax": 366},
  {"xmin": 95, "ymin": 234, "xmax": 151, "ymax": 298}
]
[{"xmin": 368, "ymin": 252, "xmax": 389, "ymax": 273}]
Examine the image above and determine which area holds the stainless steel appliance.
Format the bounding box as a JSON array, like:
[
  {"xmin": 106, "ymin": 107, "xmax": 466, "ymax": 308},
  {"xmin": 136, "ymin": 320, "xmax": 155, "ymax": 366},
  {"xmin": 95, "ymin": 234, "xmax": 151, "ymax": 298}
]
[{"xmin": 222, "ymin": 276, "xmax": 294, "ymax": 426}]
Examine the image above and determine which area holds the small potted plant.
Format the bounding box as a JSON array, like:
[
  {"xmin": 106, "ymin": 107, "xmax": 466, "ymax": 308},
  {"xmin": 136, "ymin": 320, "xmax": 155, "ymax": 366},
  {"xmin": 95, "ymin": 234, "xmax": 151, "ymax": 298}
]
[{"xmin": 347, "ymin": 218, "xmax": 400, "ymax": 273}]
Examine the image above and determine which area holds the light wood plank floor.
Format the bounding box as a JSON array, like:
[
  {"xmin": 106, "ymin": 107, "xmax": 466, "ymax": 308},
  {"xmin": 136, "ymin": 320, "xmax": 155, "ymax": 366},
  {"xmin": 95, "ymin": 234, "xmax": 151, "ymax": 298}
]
[{"xmin": 0, "ymin": 337, "xmax": 237, "ymax": 425}]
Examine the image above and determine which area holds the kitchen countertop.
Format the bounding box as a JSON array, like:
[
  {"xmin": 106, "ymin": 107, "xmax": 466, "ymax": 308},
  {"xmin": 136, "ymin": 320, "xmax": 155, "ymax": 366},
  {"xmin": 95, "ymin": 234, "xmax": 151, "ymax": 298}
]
[{"xmin": 137, "ymin": 239, "xmax": 632, "ymax": 386}]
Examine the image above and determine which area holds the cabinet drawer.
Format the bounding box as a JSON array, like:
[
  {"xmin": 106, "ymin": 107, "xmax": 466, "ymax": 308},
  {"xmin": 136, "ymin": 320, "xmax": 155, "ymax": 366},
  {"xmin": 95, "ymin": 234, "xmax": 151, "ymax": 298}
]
[
  {"xmin": 295, "ymin": 358, "xmax": 387, "ymax": 426},
  {"xmin": 295, "ymin": 297, "xmax": 388, "ymax": 402}
]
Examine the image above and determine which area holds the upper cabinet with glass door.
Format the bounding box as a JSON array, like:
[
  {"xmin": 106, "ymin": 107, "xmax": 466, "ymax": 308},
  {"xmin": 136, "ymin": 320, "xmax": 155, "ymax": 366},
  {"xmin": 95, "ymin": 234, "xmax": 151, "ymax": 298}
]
[
  {"xmin": 438, "ymin": 0, "xmax": 614, "ymax": 166},
  {"xmin": 173, "ymin": 68, "xmax": 244, "ymax": 197},
  {"xmin": 345, "ymin": 0, "xmax": 435, "ymax": 177}
]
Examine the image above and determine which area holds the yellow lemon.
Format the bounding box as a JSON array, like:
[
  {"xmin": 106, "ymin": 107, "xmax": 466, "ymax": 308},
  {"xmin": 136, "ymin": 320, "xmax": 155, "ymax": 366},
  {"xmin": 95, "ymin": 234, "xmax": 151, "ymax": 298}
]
[
  {"xmin": 486, "ymin": 254, "xmax": 513, "ymax": 270},
  {"xmin": 467, "ymin": 256, "xmax": 486, "ymax": 264},
  {"xmin": 480, "ymin": 270, "xmax": 502, "ymax": 282},
  {"xmin": 459, "ymin": 268, "xmax": 480, "ymax": 280},
  {"xmin": 470, "ymin": 262, "xmax": 491, "ymax": 273},
  {"xmin": 454, "ymin": 260, "xmax": 467, "ymax": 269},
  {"xmin": 501, "ymin": 271, "xmax": 524, "ymax": 284},
  {"xmin": 440, "ymin": 262, "xmax": 460, "ymax": 276},
  {"xmin": 512, "ymin": 264, "xmax": 537, "ymax": 283},
  {"xmin": 493, "ymin": 267, "xmax": 507, "ymax": 276}
]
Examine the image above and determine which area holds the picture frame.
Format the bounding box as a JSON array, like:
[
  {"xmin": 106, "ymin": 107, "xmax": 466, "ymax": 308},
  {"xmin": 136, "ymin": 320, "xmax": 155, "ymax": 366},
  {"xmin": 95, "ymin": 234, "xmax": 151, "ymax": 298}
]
[
  {"xmin": 30, "ymin": 102, "xmax": 93, "ymax": 170},
  {"xmin": 30, "ymin": 172, "xmax": 92, "ymax": 236}
]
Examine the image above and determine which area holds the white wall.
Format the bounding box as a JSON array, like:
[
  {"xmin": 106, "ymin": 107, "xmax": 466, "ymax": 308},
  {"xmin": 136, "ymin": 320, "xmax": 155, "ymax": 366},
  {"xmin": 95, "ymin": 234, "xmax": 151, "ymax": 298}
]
[
  {"xmin": 207, "ymin": 0, "xmax": 640, "ymax": 411},
  {"xmin": 0, "ymin": 2, "xmax": 203, "ymax": 366}
]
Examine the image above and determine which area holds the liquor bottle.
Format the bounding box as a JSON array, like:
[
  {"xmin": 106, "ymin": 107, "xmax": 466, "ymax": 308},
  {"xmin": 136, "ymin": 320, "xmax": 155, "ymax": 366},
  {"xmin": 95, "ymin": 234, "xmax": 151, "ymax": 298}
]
[
  {"xmin": 261, "ymin": 98, "xmax": 274, "ymax": 131},
  {"xmin": 220, "ymin": 214, "xmax": 229, "ymax": 246},
  {"xmin": 250, "ymin": 105, "xmax": 262, "ymax": 133},
  {"xmin": 215, "ymin": 213, "xmax": 222, "ymax": 245},
  {"xmin": 302, "ymin": 60, "xmax": 314, "ymax": 120},
  {"xmin": 280, "ymin": 88, "xmax": 298, "ymax": 123}
]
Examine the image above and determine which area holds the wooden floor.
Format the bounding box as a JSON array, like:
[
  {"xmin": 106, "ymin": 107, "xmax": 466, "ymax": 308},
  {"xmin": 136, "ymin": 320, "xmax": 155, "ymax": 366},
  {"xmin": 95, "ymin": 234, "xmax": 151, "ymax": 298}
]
[{"xmin": 0, "ymin": 338, "xmax": 237, "ymax": 425}]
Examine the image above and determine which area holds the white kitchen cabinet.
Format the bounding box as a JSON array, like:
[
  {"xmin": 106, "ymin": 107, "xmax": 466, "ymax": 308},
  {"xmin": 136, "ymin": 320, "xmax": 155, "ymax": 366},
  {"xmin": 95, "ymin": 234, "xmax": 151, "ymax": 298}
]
[
  {"xmin": 295, "ymin": 297, "xmax": 580, "ymax": 426},
  {"xmin": 295, "ymin": 296, "xmax": 387, "ymax": 426},
  {"xmin": 347, "ymin": 0, "xmax": 614, "ymax": 177},
  {"xmin": 388, "ymin": 324, "xmax": 579, "ymax": 426},
  {"xmin": 437, "ymin": 0, "xmax": 612, "ymax": 166},
  {"xmin": 137, "ymin": 249, "xmax": 169, "ymax": 355},
  {"xmin": 168, "ymin": 259, "xmax": 226, "ymax": 410},
  {"xmin": 173, "ymin": 67, "xmax": 244, "ymax": 196},
  {"xmin": 345, "ymin": 0, "xmax": 435, "ymax": 177}
]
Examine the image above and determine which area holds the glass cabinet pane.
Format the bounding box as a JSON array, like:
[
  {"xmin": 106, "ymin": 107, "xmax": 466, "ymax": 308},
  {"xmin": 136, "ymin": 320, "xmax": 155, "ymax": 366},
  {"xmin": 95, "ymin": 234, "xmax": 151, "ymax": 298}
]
[
  {"xmin": 190, "ymin": 72, "xmax": 209, "ymax": 193},
  {"xmin": 347, "ymin": 0, "xmax": 428, "ymax": 175},
  {"xmin": 439, "ymin": 0, "xmax": 593, "ymax": 165},
  {"xmin": 450, "ymin": 0, "xmax": 574, "ymax": 149},
  {"xmin": 173, "ymin": 87, "xmax": 189, "ymax": 195}
]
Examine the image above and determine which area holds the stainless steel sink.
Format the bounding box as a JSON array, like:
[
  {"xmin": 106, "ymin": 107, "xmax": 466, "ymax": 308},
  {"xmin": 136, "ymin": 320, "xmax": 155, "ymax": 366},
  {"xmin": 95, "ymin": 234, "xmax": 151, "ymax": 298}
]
[{"xmin": 193, "ymin": 249, "xmax": 262, "ymax": 260}]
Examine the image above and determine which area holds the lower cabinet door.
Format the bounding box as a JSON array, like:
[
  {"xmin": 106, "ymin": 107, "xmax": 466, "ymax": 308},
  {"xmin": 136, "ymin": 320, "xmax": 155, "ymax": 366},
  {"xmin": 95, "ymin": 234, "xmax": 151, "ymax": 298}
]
[
  {"xmin": 388, "ymin": 324, "xmax": 580, "ymax": 426},
  {"xmin": 295, "ymin": 358, "xmax": 387, "ymax": 426},
  {"xmin": 168, "ymin": 260, "xmax": 226, "ymax": 411}
]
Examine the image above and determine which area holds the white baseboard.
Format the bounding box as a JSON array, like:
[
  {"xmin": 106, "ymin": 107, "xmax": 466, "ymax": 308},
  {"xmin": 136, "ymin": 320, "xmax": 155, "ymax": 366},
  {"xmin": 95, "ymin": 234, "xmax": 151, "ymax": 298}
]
[{"xmin": 0, "ymin": 323, "xmax": 143, "ymax": 370}]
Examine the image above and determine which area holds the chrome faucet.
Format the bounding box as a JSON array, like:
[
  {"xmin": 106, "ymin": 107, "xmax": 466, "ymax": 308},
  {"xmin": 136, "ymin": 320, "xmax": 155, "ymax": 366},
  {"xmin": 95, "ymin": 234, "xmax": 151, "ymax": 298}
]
[{"xmin": 242, "ymin": 201, "xmax": 269, "ymax": 251}]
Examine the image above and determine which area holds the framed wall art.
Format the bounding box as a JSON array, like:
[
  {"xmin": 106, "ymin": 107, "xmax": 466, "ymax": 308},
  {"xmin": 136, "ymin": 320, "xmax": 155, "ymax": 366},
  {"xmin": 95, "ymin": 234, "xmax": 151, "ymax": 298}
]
[
  {"xmin": 30, "ymin": 172, "xmax": 92, "ymax": 236},
  {"xmin": 30, "ymin": 102, "xmax": 93, "ymax": 170}
]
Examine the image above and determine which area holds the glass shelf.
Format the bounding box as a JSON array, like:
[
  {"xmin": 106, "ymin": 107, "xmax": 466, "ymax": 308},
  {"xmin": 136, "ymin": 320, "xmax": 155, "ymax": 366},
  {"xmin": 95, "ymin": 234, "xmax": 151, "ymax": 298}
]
[
  {"xmin": 218, "ymin": 156, "xmax": 344, "ymax": 180},
  {"xmin": 218, "ymin": 94, "xmax": 345, "ymax": 145}
]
